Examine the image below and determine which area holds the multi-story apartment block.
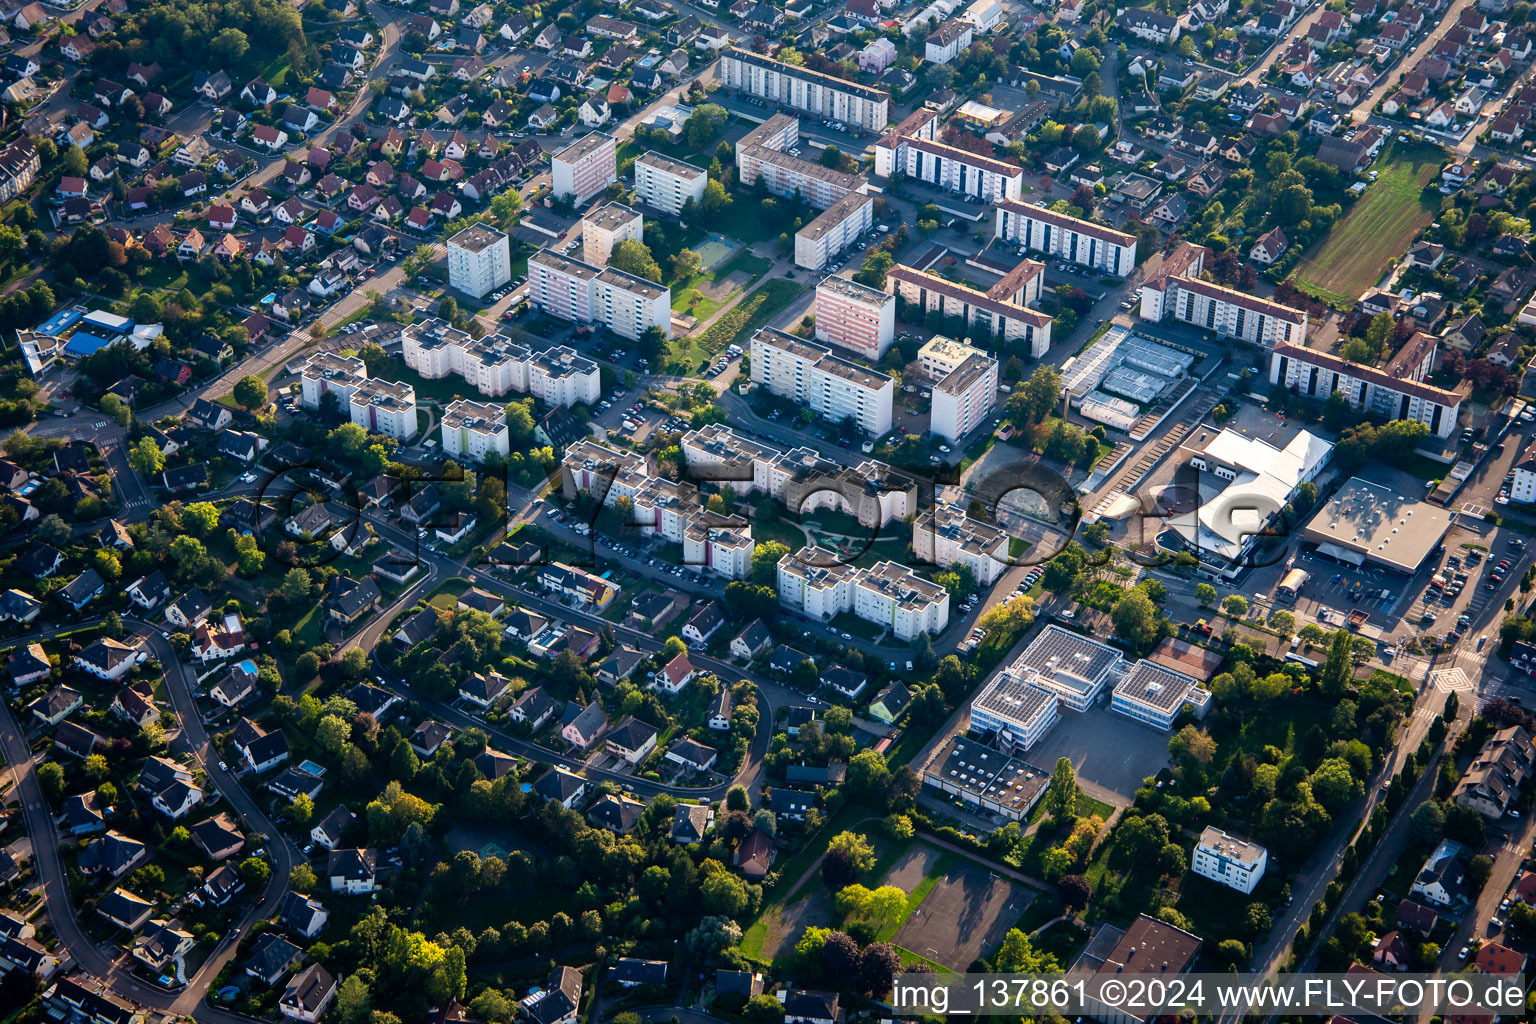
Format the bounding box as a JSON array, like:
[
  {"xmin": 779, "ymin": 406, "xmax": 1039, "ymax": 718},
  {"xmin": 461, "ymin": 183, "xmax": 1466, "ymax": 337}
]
[
  {"xmin": 682, "ymin": 509, "xmax": 756, "ymax": 579},
  {"xmin": 719, "ymin": 47, "xmax": 890, "ymax": 131},
  {"xmin": 931, "ymin": 350, "xmax": 999, "ymax": 441},
  {"xmin": 0, "ymin": 140, "xmax": 39, "ymax": 204},
  {"xmin": 402, "ymin": 318, "xmax": 602, "ymax": 406},
  {"xmin": 777, "ymin": 545, "xmax": 949, "ymax": 640},
  {"xmin": 528, "ymin": 248, "xmax": 672, "ymax": 341},
  {"xmin": 795, "ymin": 191, "xmax": 875, "ymax": 272},
  {"xmin": 297, "ymin": 352, "xmax": 367, "ymax": 410},
  {"xmin": 994, "ymin": 199, "xmax": 1137, "ymax": 276},
  {"xmin": 634, "ymin": 150, "xmax": 708, "ymax": 215},
  {"xmin": 912, "ymin": 501, "xmax": 1009, "ymax": 585},
  {"xmin": 924, "ymin": 20, "xmax": 974, "ymax": 64},
  {"xmin": 679, "ymin": 423, "xmax": 916, "ymax": 529},
  {"xmin": 736, "ymin": 115, "xmax": 868, "ymax": 209},
  {"xmin": 446, "ymin": 224, "xmax": 511, "ymax": 299},
  {"xmin": 1513, "ymin": 440, "xmax": 1536, "ymax": 504},
  {"xmin": 441, "ymin": 399, "xmax": 510, "ymax": 462},
  {"xmin": 749, "ymin": 327, "xmax": 893, "ymax": 436},
  {"xmin": 889, "ymin": 264, "xmax": 1053, "ymax": 356},
  {"xmin": 875, "ymin": 110, "xmax": 1023, "ymax": 202},
  {"xmin": 1137, "ymin": 241, "xmax": 1209, "ymax": 320},
  {"xmin": 1156, "ymin": 275, "xmax": 1309, "ymax": 348},
  {"xmin": 551, "ymin": 131, "xmax": 617, "ymax": 206},
  {"xmin": 1268, "ymin": 333, "xmax": 1460, "ymax": 439},
  {"xmin": 1191, "ymin": 827, "xmax": 1268, "ymax": 893},
  {"xmin": 581, "ymin": 202, "xmax": 643, "ymax": 267},
  {"xmin": 348, "ymin": 379, "xmax": 418, "ymax": 440},
  {"xmin": 814, "ymin": 275, "xmax": 895, "ymax": 360}
]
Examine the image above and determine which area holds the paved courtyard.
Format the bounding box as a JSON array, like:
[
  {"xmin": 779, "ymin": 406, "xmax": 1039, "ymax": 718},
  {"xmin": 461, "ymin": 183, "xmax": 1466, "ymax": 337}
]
[{"xmin": 1025, "ymin": 706, "xmax": 1172, "ymax": 804}]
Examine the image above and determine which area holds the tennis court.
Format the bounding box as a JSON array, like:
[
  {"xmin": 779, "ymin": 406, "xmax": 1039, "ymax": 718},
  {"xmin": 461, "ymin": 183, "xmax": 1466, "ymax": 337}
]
[{"xmin": 696, "ymin": 235, "xmax": 737, "ymax": 270}]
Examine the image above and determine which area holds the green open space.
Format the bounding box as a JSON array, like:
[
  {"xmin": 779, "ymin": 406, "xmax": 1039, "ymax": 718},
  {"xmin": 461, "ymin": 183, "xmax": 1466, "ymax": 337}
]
[{"xmin": 1289, "ymin": 142, "xmax": 1443, "ymax": 308}]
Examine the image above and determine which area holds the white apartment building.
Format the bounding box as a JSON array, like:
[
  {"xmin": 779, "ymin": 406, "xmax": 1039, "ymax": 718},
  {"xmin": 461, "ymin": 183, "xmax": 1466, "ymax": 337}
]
[
  {"xmin": 875, "ymin": 110, "xmax": 1024, "ymax": 203},
  {"xmin": 931, "ymin": 350, "xmax": 998, "ymax": 442},
  {"xmin": 348, "ymin": 379, "xmax": 418, "ymax": 440},
  {"xmin": 551, "ymin": 131, "xmax": 617, "ymax": 206},
  {"xmin": 749, "ymin": 327, "xmax": 893, "ymax": 435},
  {"xmin": 888, "ymin": 264, "xmax": 1053, "ymax": 356},
  {"xmin": 441, "ymin": 399, "xmax": 510, "ymax": 462},
  {"xmin": 581, "ymin": 202, "xmax": 643, "ymax": 267},
  {"xmin": 1513, "ymin": 439, "xmax": 1536, "ymax": 504},
  {"xmin": 962, "ymin": 0, "xmax": 1003, "ymax": 32},
  {"xmin": 814, "ymin": 275, "xmax": 895, "ymax": 360},
  {"xmin": 1111, "ymin": 659, "xmax": 1211, "ymax": 730},
  {"xmin": 1191, "ymin": 827, "xmax": 1268, "ymax": 894},
  {"xmin": 402, "ymin": 317, "xmax": 602, "ymax": 406},
  {"xmin": 924, "ymin": 20, "xmax": 973, "ymax": 64},
  {"xmin": 446, "ymin": 224, "xmax": 511, "ymax": 299},
  {"xmin": 911, "ymin": 501, "xmax": 1008, "ymax": 585},
  {"xmin": 719, "ymin": 47, "xmax": 890, "ymax": 131},
  {"xmin": 297, "ymin": 351, "xmax": 367, "ymax": 410},
  {"xmin": 1137, "ymin": 241, "xmax": 1209, "ymax": 320},
  {"xmin": 994, "ymin": 199, "xmax": 1137, "ymax": 276},
  {"xmin": 634, "ymin": 150, "xmax": 708, "ymax": 215},
  {"xmin": 682, "ymin": 509, "xmax": 755, "ymax": 580},
  {"xmin": 528, "ymin": 248, "xmax": 672, "ymax": 341},
  {"xmin": 1159, "ymin": 275, "xmax": 1308, "ymax": 348},
  {"xmin": 776, "ymin": 546, "xmax": 949, "ymax": 641},
  {"xmin": 736, "ymin": 115, "xmax": 868, "ymax": 210},
  {"xmin": 1269, "ymin": 334, "xmax": 1459, "ymax": 439},
  {"xmin": 795, "ymin": 191, "xmax": 875, "ymax": 271}
]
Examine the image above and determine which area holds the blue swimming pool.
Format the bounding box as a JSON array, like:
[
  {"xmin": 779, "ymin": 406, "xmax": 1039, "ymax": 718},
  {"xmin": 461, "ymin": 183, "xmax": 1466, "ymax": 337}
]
[{"xmin": 236, "ymin": 658, "xmax": 258, "ymax": 676}]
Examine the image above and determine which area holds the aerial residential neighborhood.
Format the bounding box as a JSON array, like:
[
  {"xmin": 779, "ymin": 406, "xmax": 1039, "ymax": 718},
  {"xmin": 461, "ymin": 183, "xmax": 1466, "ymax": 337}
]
[{"xmin": 5, "ymin": 0, "xmax": 1536, "ymax": 1020}]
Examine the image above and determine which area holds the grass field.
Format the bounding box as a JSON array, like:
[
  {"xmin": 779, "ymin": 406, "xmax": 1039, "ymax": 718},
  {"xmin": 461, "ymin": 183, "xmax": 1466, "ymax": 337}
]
[{"xmin": 1288, "ymin": 143, "xmax": 1442, "ymax": 308}]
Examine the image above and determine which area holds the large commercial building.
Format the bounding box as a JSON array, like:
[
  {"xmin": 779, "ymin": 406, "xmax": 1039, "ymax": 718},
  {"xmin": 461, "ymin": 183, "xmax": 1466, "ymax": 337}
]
[
  {"xmin": 776, "ymin": 545, "xmax": 950, "ymax": 641},
  {"xmin": 1191, "ymin": 828, "xmax": 1269, "ymax": 894},
  {"xmin": 1300, "ymin": 476, "xmax": 1454, "ymax": 574},
  {"xmin": 1110, "ymin": 659, "xmax": 1210, "ymax": 731},
  {"xmin": 794, "ymin": 191, "xmax": 875, "ymax": 272},
  {"xmin": 551, "ymin": 131, "xmax": 617, "ymax": 206},
  {"xmin": 911, "ymin": 501, "xmax": 1009, "ymax": 586},
  {"xmin": 680, "ymin": 422, "xmax": 916, "ymax": 529},
  {"xmin": 888, "ymin": 264, "xmax": 1053, "ymax": 356},
  {"xmin": 297, "ymin": 351, "xmax": 367, "ymax": 410},
  {"xmin": 1000, "ymin": 624, "xmax": 1125, "ymax": 713},
  {"xmin": 814, "ymin": 275, "xmax": 895, "ymax": 360},
  {"xmin": 634, "ymin": 151, "xmax": 708, "ymax": 215},
  {"xmin": 348, "ymin": 379, "xmax": 418, "ymax": 441},
  {"xmin": 994, "ymin": 199, "xmax": 1137, "ymax": 277},
  {"xmin": 1268, "ymin": 335, "xmax": 1461, "ymax": 439},
  {"xmin": 441, "ymin": 399, "xmax": 510, "ymax": 463},
  {"xmin": 749, "ymin": 327, "xmax": 894, "ymax": 436},
  {"xmin": 580, "ymin": 202, "xmax": 643, "ymax": 267},
  {"xmin": 528, "ymin": 248, "xmax": 672, "ymax": 341},
  {"xmin": 402, "ymin": 318, "xmax": 602, "ymax": 406},
  {"xmin": 875, "ymin": 110, "xmax": 1024, "ymax": 202},
  {"xmin": 719, "ymin": 47, "xmax": 890, "ymax": 131},
  {"xmin": 446, "ymin": 224, "xmax": 511, "ymax": 299},
  {"xmin": 969, "ymin": 670, "xmax": 1060, "ymax": 753},
  {"xmin": 736, "ymin": 115, "xmax": 868, "ymax": 209}
]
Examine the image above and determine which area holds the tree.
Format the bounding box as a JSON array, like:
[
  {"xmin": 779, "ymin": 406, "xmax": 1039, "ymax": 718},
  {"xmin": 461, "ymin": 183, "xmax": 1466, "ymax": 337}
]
[
  {"xmin": 37, "ymin": 761, "xmax": 64, "ymax": 802},
  {"xmin": 1321, "ymin": 629, "xmax": 1354, "ymax": 700},
  {"xmin": 857, "ymin": 943, "xmax": 901, "ymax": 997},
  {"xmin": 1112, "ymin": 589, "xmax": 1160, "ymax": 649},
  {"xmin": 233, "ymin": 374, "xmax": 268, "ymax": 410},
  {"xmin": 1171, "ymin": 724, "xmax": 1217, "ymax": 765},
  {"xmin": 854, "ymin": 250, "xmax": 894, "ymax": 290},
  {"xmin": 751, "ymin": 541, "xmax": 790, "ymax": 586},
  {"xmin": 1046, "ymin": 757, "xmax": 1077, "ymax": 820},
  {"xmin": 129, "ymin": 437, "xmax": 164, "ymax": 476},
  {"xmin": 1408, "ymin": 801, "xmax": 1445, "ymax": 844},
  {"xmin": 610, "ymin": 239, "xmax": 662, "ymax": 282},
  {"xmin": 1008, "ymin": 364, "xmax": 1063, "ymax": 424},
  {"xmin": 726, "ymin": 784, "xmax": 750, "ymax": 812},
  {"xmin": 821, "ymin": 930, "xmax": 860, "ymax": 977},
  {"xmin": 1195, "ymin": 582, "xmax": 1217, "ymax": 606},
  {"xmin": 210, "ymin": 27, "xmax": 250, "ymax": 65},
  {"xmin": 820, "ymin": 144, "xmax": 842, "ymax": 169},
  {"xmin": 239, "ymin": 856, "xmax": 271, "ymax": 887},
  {"xmin": 1057, "ymin": 873, "xmax": 1091, "ymax": 912},
  {"xmin": 670, "ymin": 248, "xmax": 703, "ymax": 281},
  {"xmin": 827, "ymin": 831, "xmax": 875, "ymax": 873},
  {"xmin": 291, "ymin": 863, "xmax": 318, "ymax": 892},
  {"xmin": 743, "ymin": 995, "xmax": 784, "ymax": 1024},
  {"xmin": 701, "ymin": 871, "xmax": 750, "ymax": 916},
  {"xmin": 1221, "ymin": 594, "xmax": 1249, "ymax": 618}
]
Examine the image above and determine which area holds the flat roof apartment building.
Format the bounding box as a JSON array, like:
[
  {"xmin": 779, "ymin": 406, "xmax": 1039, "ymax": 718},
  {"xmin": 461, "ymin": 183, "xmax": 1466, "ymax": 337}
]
[
  {"xmin": 297, "ymin": 351, "xmax": 367, "ymax": 410},
  {"xmin": 931, "ymin": 349, "xmax": 999, "ymax": 442},
  {"xmin": 889, "ymin": 264, "xmax": 1053, "ymax": 356},
  {"xmin": 736, "ymin": 115, "xmax": 869, "ymax": 210},
  {"xmin": 776, "ymin": 544, "xmax": 949, "ymax": 640},
  {"xmin": 994, "ymin": 199, "xmax": 1137, "ymax": 277},
  {"xmin": 1269, "ymin": 336, "xmax": 1460, "ymax": 439},
  {"xmin": 1191, "ymin": 827, "xmax": 1268, "ymax": 893},
  {"xmin": 875, "ymin": 110, "xmax": 1024, "ymax": 202},
  {"xmin": 446, "ymin": 224, "xmax": 511, "ymax": 299},
  {"xmin": 348, "ymin": 379, "xmax": 418, "ymax": 440},
  {"xmin": 912, "ymin": 501, "xmax": 1009, "ymax": 586},
  {"xmin": 441, "ymin": 399, "xmax": 510, "ymax": 463},
  {"xmin": 581, "ymin": 202, "xmax": 643, "ymax": 267},
  {"xmin": 719, "ymin": 47, "xmax": 890, "ymax": 131},
  {"xmin": 634, "ymin": 150, "xmax": 707, "ymax": 215},
  {"xmin": 528, "ymin": 248, "xmax": 672, "ymax": 341},
  {"xmin": 402, "ymin": 317, "xmax": 602, "ymax": 406},
  {"xmin": 795, "ymin": 190, "xmax": 875, "ymax": 272},
  {"xmin": 749, "ymin": 327, "xmax": 893, "ymax": 436},
  {"xmin": 551, "ymin": 131, "xmax": 617, "ymax": 206},
  {"xmin": 814, "ymin": 275, "xmax": 895, "ymax": 361}
]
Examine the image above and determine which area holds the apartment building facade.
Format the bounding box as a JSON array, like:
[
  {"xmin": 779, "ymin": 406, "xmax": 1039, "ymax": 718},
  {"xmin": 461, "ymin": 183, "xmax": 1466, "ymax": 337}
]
[
  {"xmin": 794, "ymin": 191, "xmax": 875, "ymax": 271},
  {"xmin": 1268, "ymin": 338, "xmax": 1460, "ymax": 439},
  {"xmin": 551, "ymin": 131, "xmax": 617, "ymax": 206},
  {"xmin": 446, "ymin": 224, "xmax": 511, "ymax": 299},
  {"xmin": 813, "ymin": 275, "xmax": 895, "ymax": 360},
  {"xmin": 347, "ymin": 379, "xmax": 418, "ymax": 440},
  {"xmin": 634, "ymin": 150, "xmax": 708, "ymax": 215},
  {"xmin": 581, "ymin": 201, "xmax": 643, "ymax": 267},
  {"xmin": 441, "ymin": 399, "xmax": 510, "ymax": 462},
  {"xmin": 888, "ymin": 265, "xmax": 1053, "ymax": 356},
  {"xmin": 749, "ymin": 327, "xmax": 893, "ymax": 435},
  {"xmin": 994, "ymin": 199, "xmax": 1137, "ymax": 276},
  {"xmin": 719, "ymin": 47, "xmax": 890, "ymax": 131},
  {"xmin": 402, "ymin": 317, "xmax": 602, "ymax": 405},
  {"xmin": 528, "ymin": 248, "xmax": 672, "ymax": 341}
]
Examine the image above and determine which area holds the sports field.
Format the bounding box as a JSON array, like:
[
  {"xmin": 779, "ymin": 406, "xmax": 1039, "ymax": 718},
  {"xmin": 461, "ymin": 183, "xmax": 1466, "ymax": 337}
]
[{"xmin": 1288, "ymin": 143, "xmax": 1442, "ymax": 308}]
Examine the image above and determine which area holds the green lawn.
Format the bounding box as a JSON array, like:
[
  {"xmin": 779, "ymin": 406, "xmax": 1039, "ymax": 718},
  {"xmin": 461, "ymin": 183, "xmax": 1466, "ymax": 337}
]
[{"xmin": 1289, "ymin": 142, "xmax": 1443, "ymax": 308}]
